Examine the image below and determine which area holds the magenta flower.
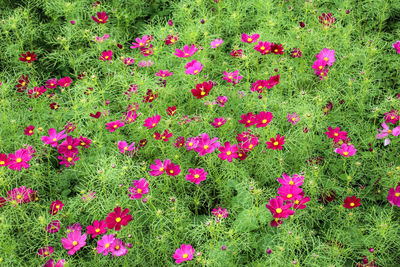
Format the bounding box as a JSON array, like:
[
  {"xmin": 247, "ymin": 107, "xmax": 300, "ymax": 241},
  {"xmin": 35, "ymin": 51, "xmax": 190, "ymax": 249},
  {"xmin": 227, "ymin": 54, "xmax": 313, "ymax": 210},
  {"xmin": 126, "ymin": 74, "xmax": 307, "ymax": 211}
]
[
  {"xmin": 312, "ymin": 59, "xmax": 327, "ymax": 71},
  {"xmin": 216, "ymin": 96, "xmax": 228, "ymax": 107},
  {"xmin": 61, "ymin": 230, "xmax": 87, "ymax": 255},
  {"xmin": 130, "ymin": 36, "xmax": 149, "ymax": 49},
  {"xmin": 42, "ymin": 258, "xmax": 65, "ymax": 267},
  {"xmin": 316, "ymin": 48, "xmax": 335, "ymax": 66},
  {"xmin": 38, "ymin": 246, "xmax": 54, "ymax": 257},
  {"xmin": 211, "ymin": 117, "xmax": 227, "ymax": 128},
  {"xmin": 185, "ymin": 60, "xmax": 203, "ymax": 75},
  {"xmin": 7, "ymin": 148, "xmax": 32, "ymax": 171},
  {"xmin": 212, "ymin": 207, "xmax": 229, "ymax": 219},
  {"xmin": 58, "ymin": 77, "xmax": 71, "ymax": 87},
  {"xmin": 166, "ymin": 162, "xmax": 181, "ymax": 177},
  {"xmin": 129, "ymin": 178, "xmax": 149, "ymax": 199},
  {"xmin": 334, "ymin": 143, "xmax": 357, "ymax": 157},
  {"xmin": 211, "ymin": 38, "xmax": 224, "ymax": 48},
  {"xmin": 97, "ymin": 234, "xmax": 115, "ymax": 255},
  {"xmin": 58, "ymin": 153, "xmax": 79, "ymax": 168},
  {"xmin": 95, "ymin": 34, "xmax": 110, "ymax": 43},
  {"xmin": 100, "ymin": 50, "xmax": 113, "ymax": 61},
  {"xmin": 155, "ymin": 69, "xmax": 173, "ymax": 77},
  {"xmin": 255, "ymin": 111, "xmax": 273, "ymax": 128},
  {"xmin": 106, "ymin": 120, "xmax": 125, "ymax": 132},
  {"xmin": 124, "ymin": 57, "xmax": 135, "ymax": 66},
  {"xmin": 186, "ymin": 168, "xmax": 207, "ymax": 185},
  {"xmin": 265, "ymin": 196, "xmax": 295, "ymax": 218},
  {"xmin": 124, "ymin": 111, "xmax": 137, "ymax": 124},
  {"xmin": 239, "ymin": 112, "xmax": 256, "ymax": 127},
  {"xmin": 87, "ymin": 220, "xmax": 107, "ymax": 238},
  {"xmin": 393, "ymin": 41, "xmax": 400, "ymax": 54},
  {"xmin": 118, "ymin": 141, "xmax": 136, "ymax": 154},
  {"xmin": 46, "ymin": 220, "xmax": 61, "ymax": 233},
  {"xmin": 92, "ymin": 11, "xmax": 109, "ymax": 24},
  {"xmin": 384, "ymin": 110, "xmax": 399, "ymax": 124},
  {"xmin": 194, "ymin": 133, "xmax": 221, "ymax": 156},
  {"xmin": 287, "ymin": 113, "xmax": 300, "ymax": 125},
  {"xmin": 292, "ymin": 195, "xmax": 311, "ymax": 210},
  {"xmin": 218, "ymin": 142, "xmax": 238, "ymax": 162},
  {"xmin": 174, "ymin": 44, "xmax": 198, "ymax": 57},
  {"xmin": 45, "ymin": 78, "xmax": 58, "ymax": 89},
  {"xmin": 144, "ymin": 114, "xmax": 161, "ymax": 129},
  {"xmin": 27, "ymin": 86, "xmax": 47, "ymax": 98},
  {"xmin": 57, "ymin": 136, "xmax": 80, "ymax": 156},
  {"xmin": 277, "ymin": 173, "xmax": 304, "ymax": 187},
  {"xmin": 325, "ymin": 127, "xmax": 347, "ymax": 143},
  {"xmin": 173, "ymin": 244, "xmax": 195, "ymax": 264},
  {"xmin": 314, "ymin": 68, "xmax": 329, "ymax": 80},
  {"xmin": 387, "ymin": 185, "xmax": 400, "ymax": 207},
  {"xmin": 149, "ymin": 159, "xmax": 171, "ymax": 176},
  {"xmin": 241, "ymin": 33, "xmax": 260, "ymax": 43},
  {"xmin": 110, "ymin": 238, "xmax": 128, "ymax": 257},
  {"xmin": 222, "ymin": 70, "xmax": 243, "ymax": 86},
  {"xmin": 254, "ymin": 41, "xmax": 272, "ymax": 55},
  {"xmin": 376, "ymin": 122, "xmax": 400, "ymax": 144},
  {"xmin": 186, "ymin": 137, "xmax": 200, "ymax": 151},
  {"xmin": 278, "ymin": 185, "xmax": 304, "ymax": 201}
]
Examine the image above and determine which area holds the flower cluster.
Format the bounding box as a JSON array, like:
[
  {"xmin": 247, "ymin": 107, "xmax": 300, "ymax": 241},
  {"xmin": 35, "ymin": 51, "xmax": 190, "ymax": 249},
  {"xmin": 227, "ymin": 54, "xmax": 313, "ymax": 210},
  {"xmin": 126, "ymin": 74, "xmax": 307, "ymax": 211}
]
[{"xmin": 312, "ymin": 48, "xmax": 335, "ymax": 80}]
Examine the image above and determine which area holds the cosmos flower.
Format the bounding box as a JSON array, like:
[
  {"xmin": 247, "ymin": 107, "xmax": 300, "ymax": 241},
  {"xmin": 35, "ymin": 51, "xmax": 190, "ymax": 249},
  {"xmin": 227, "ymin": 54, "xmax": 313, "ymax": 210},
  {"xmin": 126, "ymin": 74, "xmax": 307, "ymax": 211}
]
[
  {"xmin": 37, "ymin": 246, "xmax": 54, "ymax": 258},
  {"xmin": 254, "ymin": 41, "xmax": 272, "ymax": 55},
  {"xmin": 61, "ymin": 230, "xmax": 87, "ymax": 255},
  {"xmin": 45, "ymin": 78, "xmax": 58, "ymax": 89},
  {"xmin": 87, "ymin": 220, "xmax": 107, "ymax": 238},
  {"xmin": 130, "ymin": 36, "xmax": 149, "ymax": 49},
  {"xmin": 266, "ymin": 134, "xmax": 285, "ymax": 150},
  {"xmin": 211, "ymin": 117, "xmax": 227, "ymax": 128},
  {"xmin": 191, "ymin": 81, "xmax": 213, "ymax": 99},
  {"xmin": 129, "ymin": 178, "xmax": 149, "ymax": 199},
  {"xmin": 149, "ymin": 159, "xmax": 171, "ymax": 176},
  {"xmin": 174, "ymin": 44, "xmax": 198, "ymax": 57},
  {"xmin": 255, "ymin": 111, "xmax": 273, "ymax": 128},
  {"xmin": 325, "ymin": 127, "xmax": 348, "ymax": 143},
  {"xmin": 393, "ymin": 41, "xmax": 400, "ymax": 54},
  {"xmin": 99, "ymin": 50, "xmax": 113, "ymax": 61},
  {"xmin": 277, "ymin": 185, "xmax": 304, "ymax": 201},
  {"xmin": 19, "ymin": 51, "xmax": 37, "ymax": 63},
  {"xmin": 211, "ymin": 38, "xmax": 224, "ymax": 48},
  {"xmin": 58, "ymin": 77, "xmax": 72, "ymax": 87},
  {"xmin": 384, "ymin": 110, "xmax": 399, "ymax": 124},
  {"xmin": 173, "ymin": 244, "xmax": 195, "ymax": 264},
  {"xmin": 118, "ymin": 141, "xmax": 136, "ymax": 154},
  {"xmin": 110, "ymin": 238, "xmax": 128, "ymax": 257},
  {"xmin": 316, "ymin": 48, "xmax": 335, "ymax": 66},
  {"xmin": 265, "ymin": 196, "xmax": 295, "ymax": 218},
  {"xmin": 7, "ymin": 148, "xmax": 33, "ymax": 171},
  {"xmin": 239, "ymin": 112, "xmax": 256, "ymax": 127},
  {"xmin": 165, "ymin": 162, "xmax": 181, "ymax": 177},
  {"xmin": 194, "ymin": 133, "xmax": 220, "ymax": 156},
  {"xmin": 167, "ymin": 106, "xmax": 176, "ymax": 116},
  {"xmin": 241, "ymin": 33, "xmax": 260, "ymax": 43},
  {"xmin": 186, "ymin": 168, "xmax": 207, "ymax": 185},
  {"xmin": 105, "ymin": 207, "xmax": 132, "ymax": 231},
  {"xmin": 343, "ymin": 196, "xmax": 361, "ymax": 209},
  {"xmin": 334, "ymin": 143, "xmax": 357, "ymax": 157},
  {"xmin": 92, "ymin": 11, "xmax": 109, "ymax": 24},
  {"xmin": 218, "ymin": 142, "xmax": 238, "ymax": 162},
  {"xmin": 46, "ymin": 220, "xmax": 61, "ymax": 233},
  {"xmin": 185, "ymin": 60, "xmax": 203, "ymax": 75},
  {"xmin": 155, "ymin": 70, "xmax": 173, "ymax": 77},
  {"xmin": 97, "ymin": 234, "xmax": 115, "ymax": 255},
  {"xmin": 24, "ymin": 125, "xmax": 35, "ymax": 136},
  {"xmin": 143, "ymin": 115, "xmax": 161, "ymax": 129},
  {"xmin": 387, "ymin": 185, "xmax": 400, "ymax": 207},
  {"xmin": 50, "ymin": 200, "xmax": 64, "ymax": 215},
  {"xmin": 222, "ymin": 70, "xmax": 242, "ymax": 86},
  {"xmin": 277, "ymin": 173, "xmax": 304, "ymax": 187},
  {"xmin": 106, "ymin": 120, "xmax": 125, "ymax": 132},
  {"xmin": 287, "ymin": 113, "xmax": 300, "ymax": 125},
  {"xmin": 212, "ymin": 207, "xmax": 229, "ymax": 219}
]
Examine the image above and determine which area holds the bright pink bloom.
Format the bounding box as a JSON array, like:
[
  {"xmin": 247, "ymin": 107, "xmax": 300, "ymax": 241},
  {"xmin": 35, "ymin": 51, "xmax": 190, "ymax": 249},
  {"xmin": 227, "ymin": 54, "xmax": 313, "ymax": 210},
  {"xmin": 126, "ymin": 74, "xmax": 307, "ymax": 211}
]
[
  {"xmin": 292, "ymin": 194, "xmax": 311, "ymax": 209},
  {"xmin": 387, "ymin": 185, "xmax": 400, "ymax": 207},
  {"xmin": 27, "ymin": 86, "xmax": 47, "ymax": 98},
  {"xmin": 230, "ymin": 49, "xmax": 243, "ymax": 58},
  {"xmin": 266, "ymin": 134, "xmax": 285, "ymax": 150},
  {"xmin": 185, "ymin": 60, "xmax": 203, "ymax": 75},
  {"xmin": 211, "ymin": 38, "xmax": 224, "ymax": 48},
  {"xmin": 92, "ymin": 11, "xmax": 109, "ymax": 24},
  {"xmin": 287, "ymin": 113, "xmax": 300, "ymax": 125},
  {"xmin": 124, "ymin": 57, "xmax": 135, "ymax": 66},
  {"xmin": 144, "ymin": 114, "xmax": 161, "ymax": 129},
  {"xmin": 100, "ymin": 50, "xmax": 113, "ymax": 61},
  {"xmin": 110, "ymin": 238, "xmax": 128, "ymax": 257},
  {"xmin": 46, "ymin": 220, "xmax": 61, "ymax": 233},
  {"xmin": 218, "ymin": 142, "xmax": 238, "ymax": 162},
  {"xmin": 265, "ymin": 74, "xmax": 280, "ymax": 89},
  {"xmin": 38, "ymin": 246, "xmax": 54, "ymax": 257},
  {"xmin": 216, "ymin": 96, "xmax": 228, "ymax": 107},
  {"xmin": 105, "ymin": 207, "xmax": 132, "ymax": 231},
  {"xmin": 376, "ymin": 122, "xmax": 400, "ymax": 140},
  {"xmin": 255, "ymin": 111, "xmax": 273, "ymax": 128},
  {"xmin": 118, "ymin": 141, "xmax": 136, "ymax": 154},
  {"xmin": 50, "ymin": 200, "xmax": 64, "ymax": 215},
  {"xmin": 87, "ymin": 220, "xmax": 107, "ymax": 238},
  {"xmin": 254, "ymin": 41, "xmax": 272, "ymax": 55},
  {"xmin": 8, "ymin": 148, "xmax": 32, "ymax": 171},
  {"xmin": 314, "ymin": 68, "xmax": 329, "ymax": 80},
  {"xmin": 239, "ymin": 136, "xmax": 258, "ymax": 152},
  {"xmin": 239, "ymin": 112, "xmax": 256, "ymax": 127},
  {"xmin": 45, "ymin": 78, "xmax": 58, "ymax": 89},
  {"xmin": 277, "ymin": 173, "xmax": 304, "ymax": 187},
  {"xmin": 129, "ymin": 178, "xmax": 149, "ymax": 199},
  {"xmin": 167, "ymin": 106, "xmax": 176, "ymax": 116},
  {"xmin": 265, "ymin": 196, "xmax": 295, "ymax": 218},
  {"xmin": 6, "ymin": 186, "xmax": 35, "ymax": 205},
  {"xmin": 173, "ymin": 244, "xmax": 195, "ymax": 264},
  {"xmin": 79, "ymin": 136, "xmax": 92, "ymax": 148},
  {"xmin": 211, "ymin": 117, "xmax": 226, "ymax": 128},
  {"xmin": 124, "ymin": 110, "xmax": 137, "ymax": 124},
  {"xmin": 58, "ymin": 77, "xmax": 71, "ymax": 87},
  {"xmin": 154, "ymin": 129, "xmax": 173, "ymax": 142},
  {"xmin": 174, "ymin": 44, "xmax": 198, "ymax": 57},
  {"xmin": 312, "ymin": 59, "xmax": 327, "ymax": 71},
  {"xmin": 194, "ymin": 133, "xmax": 221, "ymax": 156},
  {"xmin": 61, "ymin": 230, "xmax": 87, "ymax": 255},
  {"xmin": 130, "ymin": 36, "xmax": 149, "ymax": 49},
  {"xmin": 241, "ymin": 33, "xmax": 259, "ymax": 43},
  {"xmin": 316, "ymin": 48, "xmax": 335, "ymax": 66},
  {"xmin": 58, "ymin": 153, "xmax": 80, "ymax": 167},
  {"xmin": 97, "ymin": 234, "xmax": 115, "ymax": 255},
  {"xmin": 155, "ymin": 69, "xmax": 173, "ymax": 77},
  {"xmin": 278, "ymin": 185, "xmax": 304, "ymax": 201},
  {"xmin": 384, "ymin": 110, "xmax": 399, "ymax": 124},
  {"xmin": 42, "ymin": 259, "xmax": 65, "ymax": 267},
  {"xmin": 186, "ymin": 137, "xmax": 199, "ymax": 151},
  {"xmin": 334, "ymin": 143, "xmax": 357, "ymax": 157},
  {"xmin": 212, "ymin": 207, "xmax": 229, "ymax": 219},
  {"xmin": 166, "ymin": 162, "xmax": 181, "ymax": 177},
  {"xmin": 24, "ymin": 125, "xmax": 35, "ymax": 136},
  {"xmin": 106, "ymin": 120, "xmax": 125, "ymax": 132},
  {"xmin": 0, "ymin": 153, "xmax": 9, "ymax": 167},
  {"xmin": 325, "ymin": 127, "xmax": 348, "ymax": 143},
  {"xmin": 393, "ymin": 41, "xmax": 400, "ymax": 54},
  {"xmin": 58, "ymin": 136, "xmax": 80, "ymax": 156},
  {"xmin": 149, "ymin": 159, "xmax": 171, "ymax": 176},
  {"xmin": 186, "ymin": 168, "xmax": 207, "ymax": 185},
  {"xmin": 222, "ymin": 70, "xmax": 242, "ymax": 86},
  {"xmin": 140, "ymin": 44, "xmax": 154, "ymax": 56}
]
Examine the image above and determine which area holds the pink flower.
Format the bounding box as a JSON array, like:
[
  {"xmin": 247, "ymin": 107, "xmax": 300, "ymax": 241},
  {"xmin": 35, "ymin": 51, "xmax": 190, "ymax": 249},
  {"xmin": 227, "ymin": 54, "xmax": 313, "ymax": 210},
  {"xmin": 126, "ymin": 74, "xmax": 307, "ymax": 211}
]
[
  {"xmin": 265, "ymin": 74, "xmax": 280, "ymax": 89},
  {"xmin": 186, "ymin": 137, "xmax": 199, "ymax": 151},
  {"xmin": 277, "ymin": 185, "xmax": 304, "ymax": 201},
  {"xmin": 37, "ymin": 246, "xmax": 54, "ymax": 257},
  {"xmin": 8, "ymin": 148, "xmax": 32, "ymax": 171},
  {"xmin": 0, "ymin": 153, "xmax": 10, "ymax": 167},
  {"xmin": 218, "ymin": 142, "xmax": 238, "ymax": 162},
  {"xmin": 79, "ymin": 136, "xmax": 92, "ymax": 148},
  {"xmin": 277, "ymin": 173, "xmax": 304, "ymax": 187},
  {"xmin": 287, "ymin": 113, "xmax": 300, "ymax": 125},
  {"xmin": 334, "ymin": 143, "xmax": 357, "ymax": 157},
  {"xmin": 100, "ymin": 50, "xmax": 113, "ymax": 61},
  {"xmin": 292, "ymin": 194, "xmax": 311, "ymax": 210},
  {"xmin": 92, "ymin": 11, "xmax": 109, "ymax": 24},
  {"xmin": 118, "ymin": 141, "xmax": 136, "ymax": 154},
  {"xmin": 130, "ymin": 36, "xmax": 149, "ymax": 49},
  {"xmin": 124, "ymin": 110, "xmax": 137, "ymax": 124},
  {"xmin": 254, "ymin": 41, "xmax": 272, "ymax": 55},
  {"xmin": 239, "ymin": 112, "xmax": 256, "ymax": 127},
  {"xmin": 124, "ymin": 57, "xmax": 135, "ymax": 66},
  {"xmin": 27, "ymin": 86, "xmax": 47, "ymax": 98},
  {"xmin": 265, "ymin": 196, "xmax": 295, "ymax": 218},
  {"xmin": 211, "ymin": 117, "xmax": 227, "ymax": 128},
  {"xmin": 316, "ymin": 48, "xmax": 335, "ymax": 66},
  {"xmin": 186, "ymin": 168, "xmax": 207, "ymax": 185},
  {"xmin": 97, "ymin": 234, "xmax": 115, "ymax": 255},
  {"xmin": 50, "ymin": 200, "xmax": 64, "ymax": 215},
  {"xmin": 58, "ymin": 136, "xmax": 80, "ymax": 156},
  {"xmin": 185, "ymin": 60, "xmax": 203, "ymax": 75},
  {"xmin": 58, "ymin": 153, "xmax": 80, "ymax": 167},
  {"xmin": 325, "ymin": 127, "xmax": 347, "ymax": 143},
  {"xmin": 212, "ymin": 207, "xmax": 229, "ymax": 219},
  {"xmin": 149, "ymin": 159, "xmax": 171, "ymax": 176},
  {"xmin": 194, "ymin": 133, "xmax": 221, "ymax": 156},
  {"xmin": 312, "ymin": 59, "xmax": 327, "ymax": 70},
  {"xmin": 266, "ymin": 134, "xmax": 285, "ymax": 150},
  {"xmin": 61, "ymin": 230, "xmax": 87, "ymax": 255},
  {"xmin": 144, "ymin": 114, "xmax": 161, "ymax": 129},
  {"xmin": 106, "ymin": 120, "xmax": 125, "ymax": 132},
  {"xmin": 211, "ymin": 38, "xmax": 224, "ymax": 48},
  {"xmin": 58, "ymin": 77, "xmax": 71, "ymax": 87},
  {"xmin": 173, "ymin": 244, "xmax": 195, "ymax": 264},
  {"xmin": 387, "ymin": 185, "xmax": 400, "ymax": 207},
  {"xmin": 314, "ymin": 68, "xmax": 329, "ymax": 80},
  {"xmin": 241, "ymin": 33, "xmax": 260, "ymax": 43},
  {"xmin": 155, "ymin": 69, "xmax": 173, "ymax": 77},
  {"xmin": 129, "ymin": 178, "xmax": 149, "ymax": 199},
  {"xmin": 255, "ymin": 111, "xmax": 273, "ymax": 128},
  {"xmin": 239, "ymin": 136, "xmax": 258, "ymax": 152},
  {"xmin": 6, "ymin": 186, "xmax": 36, "ymax": 205},
  {"xmin": 376, "ymin": 122, "xmax": 400, "ymax": 139},
  {"xmin": 24, "ymin": 125, "xmax": 35, "ymax": 136},
  {"xmin": 95, "ymin": 34, "xmax": 110, "ymax": 43},
  {"xmin": 174, "ymin": 44, "xmax": 198, "ymax": 57},
  {"xmin": 45, "ymin": 78, "xmax": 58, "ymax": 89},
  {"xmin": 110, "ymin": 238, "xmax": 128, "ymax": 257},
  {"xmin": 154, "ymin": 129, "xmax": 173, "ymax": 142},
  {"xmin": 87, "ymin": 220, "xmax": 107, "ymax": 238},
  {"xmin": 222, "ymin": 70, "xmax": 242, "ymax": 86},
  {"xmin": 216, "ymin": 96, "xmax": 228, "ymax": 107},
  {"xmin": 46, "ymin": 220, "xmax": 61, "ymax": 233},
  {"xmin": 105, "ymin": 207, "xmax": 132, "ymax": 231},
  {"xmin": 393, "ymin": 41, "xmax": 400, "ymax": 54},
  {"xmin": 166, "ymin": 162, "xmax": 181, "ymax": 177},
  {"xmin": 384, "ymin": 110, "xmax": 399, "ymax": 124},
  {"xmin": 42, "ymin": 258, "xmax": 65, "ymax": 267}
]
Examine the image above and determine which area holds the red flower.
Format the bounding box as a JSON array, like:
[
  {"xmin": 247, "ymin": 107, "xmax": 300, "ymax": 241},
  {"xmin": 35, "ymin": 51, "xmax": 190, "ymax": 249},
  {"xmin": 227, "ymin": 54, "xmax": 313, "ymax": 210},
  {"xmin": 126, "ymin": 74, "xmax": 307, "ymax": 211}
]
[
  {"xmin": 50, "ymin": 200, "xmax": 64, "ymax": 215},
  {"xmin": 165, "ymin": 35, "xmax": 178, "ymax": 45},
  {"xmin": 19, "ymin": 51, "xmax": 37, "ymax": 63},
  {"xmin": 24, "ymin": 125, "xmax": 35, "ymax": 136},
  {"xmin": 105, "ymin": 207, "xmax": 132, "ymax": 231},
  {"xmin": 16, "ymin": 75, "xmax": 29, "ymax": 92},
  {"xmin": 167, "ymin": 106, "xmax": 176, "ymax": 116},
  {"xmin": 343, "ymin": 196, "xmax": 361, "ymax": 209},
  {"xmin": 87, "ymin": 220, "xmax": 107, "ymax": 238},
  {"xmin": 191, "ymin": 81, "xmax": 213, "ymax": 99},
  {"xmin": 143, "ymin": 89, "xmax": 158, "ymax": 103},
  {"xmin": 239, "ymin": 112, "xmax": 256, "ymax": 127},
  {"xmin": 49, "ymin": 102, "xmax": 59, "ymax": 110},
  {"xmin": 271, "ymin": 43, "xmax": 284, "ymax": 55},
  {"xmin": 266, "ymin": 134, "xmax": 285, "ymax": 150},
  {"xmin": 230, "ymin": 49, "xmax": 243, "ymax": 58},
  {"xmin": 92, "ymin": 11, "xmax": 109, "ymax": 24}
]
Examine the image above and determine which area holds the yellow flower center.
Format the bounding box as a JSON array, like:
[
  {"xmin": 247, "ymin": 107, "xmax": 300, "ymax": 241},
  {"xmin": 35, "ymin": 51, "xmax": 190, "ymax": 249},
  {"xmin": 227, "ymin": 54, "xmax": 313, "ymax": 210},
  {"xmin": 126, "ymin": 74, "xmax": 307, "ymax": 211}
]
[
  {"xmin": 274, "ymin": 49, "xmax": 278, "ymax": 52},
  {"xmin": 217, "ymin": 122, "xmax": 221, "ymax": 125},
  {"xmin": 319, "ymin": 66, "xmax": 323, "ymax": 69},
  {"xmin": 273, "ymin": 141, "xmax": 279, "ymax": 146},
  {"xmin": 182, "ymin": 253, "xmax": 188, "ymax": 259},
  {"xmin": 295, "ymin": 200, "xmax": 300, "ymax": 204},
  {"xmin": 201, "ymin": 91, "xmax": 205, "ymax": 95},
  {"xmin": 226, "ymin": 151, "xmax": 231, "ymax": 155},
  {"xmin": 289, "ymin": 181, "xmax": 294, "ymax": 185},
  {"xmin": 216, "ymin": 43, "xmax": 220, "ymax": 47},
  {"xmin": 395, "ymin": 192, "xmax": 400, "ymax": 197},
  {"xmin": 169, "ymin": 170, "xmax": 174, "ymax": 174},
  {"xmin": 388, "ymin": 129, "xmax": 392, "ymax": 134},
  {"xmin": 204, "ymin": 145, "xmax": 209, "ymax": 149},
  {"xmin": 105, "ymin": 56, "xmax": 109, "ymax": 59},
  {"xmin": 171, "ymin": 39, "xmax": 176, "ymax": 43},
  {"xmin": 152, "ymin": 123, "xmax": 156, "ymax": 126},
  {"xmin": 99, "ymin": 19, "xmax": 103, "ymax": 22},
  {"xmin": 159, "ymin": 167, "xmax": 164, "ymax": 171},
  {"xmin": 343, "ymin": 152, "xmax": 349, "ymax": 156},
  {"xmin": 249, "ymin": 144, "xmax": 253, "ymax": 149},
  {"xmin": 292, "ymin": 117, "xmax": 296, "ymax": 121},
  {"xmin": 115, "ymin": 245, "xmax": 120, "ymax": 250},
  {"xmin": 26, "ymin": 57, "xmax": 31, "ymax": 60},
  {"xmin": 44, "ymin": 251, "xmax": 49, "ymax": 255},
  {"xmin": 189, "ymin": 142, "xmax": 193, "ymax": 146},
  {"xmin": 139, "ymin": 42, "xmax": 143, "ymax": 46},
  {"xmin": 287, "ymin": 194, "xmax": 293, "ymax": 199},
  {"xmin": 276, "ymin": 208, "xmax": 282, "ymax": 214},
  {"xmin": 194, "ymin": 174, "xmax": 200, "ymax": 179},
  {"xmin": 113, "ymin": 125, "xmax": 117, "ymax": 128},
  {"xmin": 16, "ymin": 158, "xmax": 22, "ymax": 163},
  {"xmin": 67, "ymin": 145, "xmax": 72, "ymax": 150},
  {"xmin": 262, "ymin": 119, "xmax": 267, "ymax": 123},
  {"xmin": 261, "ymin": 46, "xmax": 265, "ymax": 50},
  {"xmin": 29, "ymin": 130, "xmax": 33, "ymax": 133},
  {"xmin": 194, "ymin": 70, "xmax": 198, "ymax": 74},
  {"xmin": 137, "ymin": 188, "xmax": 142, "ymax": 193},
  {"xmin": 334, "ymin": 133, "xmax": 338, "ymax": 136},
  {"xmin": 391, "ymin": 116, "xmax": 395, "ymax": 119},
  {"xmin": 293, "ymin": 53, "xmax": 297, "ymax": 56},
  {"xmin": 184, "ymin": 53, "xmax": 189, "ymax": 56},
  {"xmin": 350, "ymin": 202, "xmax": 355, "ymax": 207},
  {"xmin": 116, "ymin": 217, "xmax": 121, "ymax": 222},
  {"xmin": 22, "ymin": 82, "xmax": 26, "ymax": 86},
  {"xmin": 72, "ymin": 241, "xmax": 78, "ymax": 246},
  {"xmin": 67, "ymin": 157, "xmax": 73, "ymax": 162},
  {"xmin": 124, "ymin": 147, "xmax": 128, "ymax": 150},
  {"xmin": 247, "ymin": 120, "xmax": 251, "ymax": 123},
  {"xmin": 323, "ymin": 57, "xmax": 328, "ymax": 61},
  {"xmin": 17, "ymin": 194, "xmax": 22, "ymax": 199},
  {"xmin": 56, "ymin": 205, "xmax": 60, "ymax": 209},
  {"xmin": 247, "ymin": 38, "xmax": 252, "ymax": 42},
  {"xmin": 0, "ymin": 161, "xmax": 4, "ymax": 165},
  {"xmin": 95, "ymin": 228, "xmax": 100, "ymax": 233},
  {"xmin": 105, "ymin": 243, "xmax": 110, "ymax": 248}
]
